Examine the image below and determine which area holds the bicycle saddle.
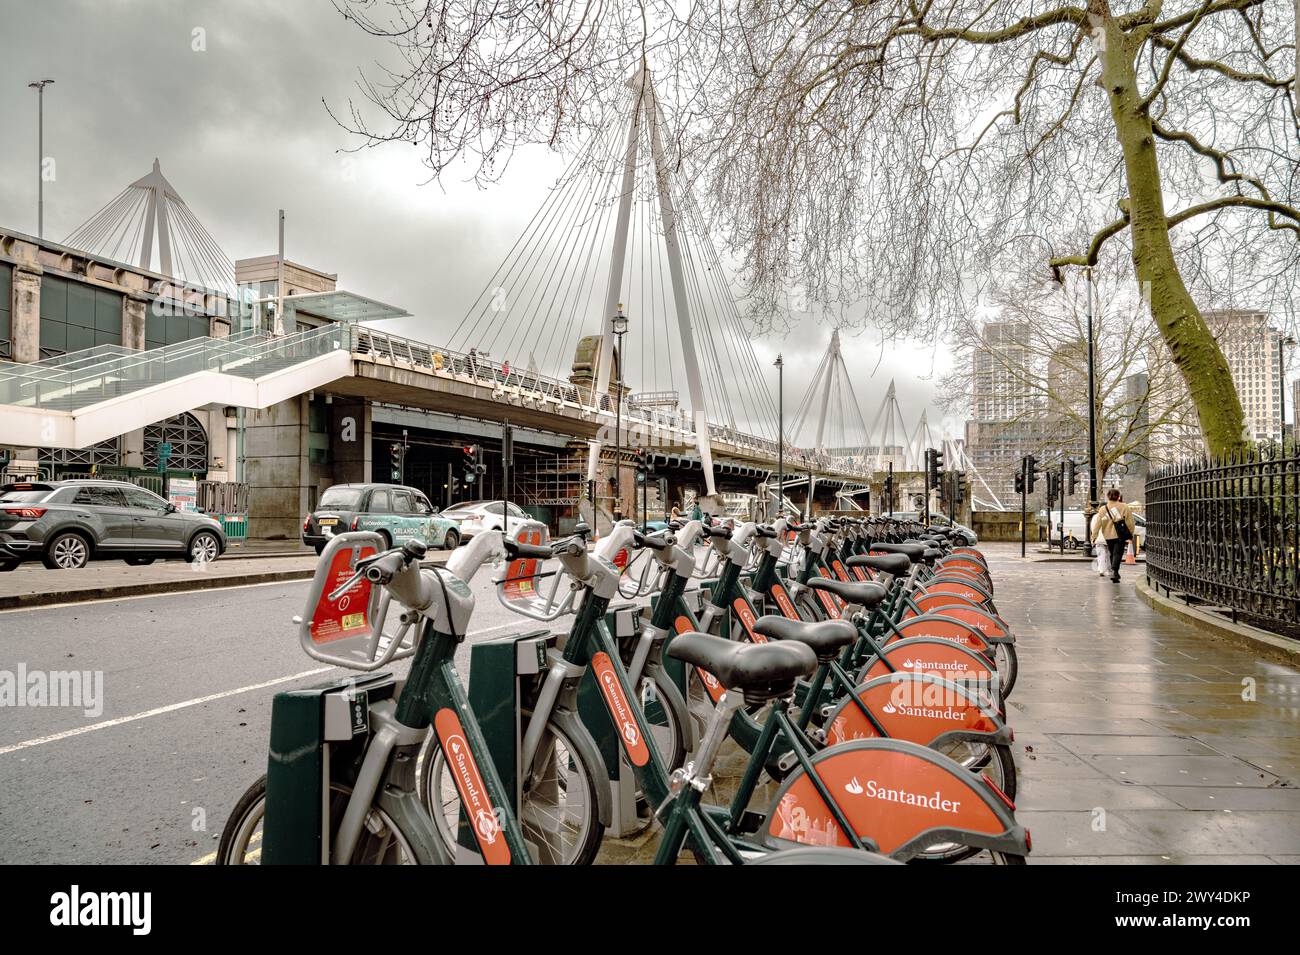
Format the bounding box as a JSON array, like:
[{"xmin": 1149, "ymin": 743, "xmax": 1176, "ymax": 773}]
[
  {"xmin": 870, "ymin": 541, "xmax": 927, "ymax": 562},
  {"xmin": 668, "ymin": 631, "xmax": 815, "ymax": 703},
  {"xmin": 807, "ymin": 577, "xmax": 888, "ymax": 608},
  {"xmin": 752, "ymin": 616, "xmax": 856, "ymax": 661},
  {"xmin": 847, "ymin": 553, "xmax": 911, "ymax": 577}
]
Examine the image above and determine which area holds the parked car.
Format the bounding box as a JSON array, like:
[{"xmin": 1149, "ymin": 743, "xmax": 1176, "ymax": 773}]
[
  {"xmin": 887, "ymin": 511, "xmax": 979, "ymax": 546},
  {"xmin": 0, "ymin": 479, "xmax": 226, "ymax": 571},
  {"xmin": 441, "ymin": 500, "xmax": 532, "ymax": 539},
  {"xmin": 303, "ymin": 483, "xmax": 460, "ymax": 555}
]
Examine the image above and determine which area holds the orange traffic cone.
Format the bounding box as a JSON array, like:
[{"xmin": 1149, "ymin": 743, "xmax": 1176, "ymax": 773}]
[{"xmin": 1125, "ymin": 542, "xmax": 1137, "ymax": 565}]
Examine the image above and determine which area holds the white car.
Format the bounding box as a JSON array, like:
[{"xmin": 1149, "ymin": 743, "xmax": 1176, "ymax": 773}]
[
  {"xmin": 1047, "ymin": 508, "xmax": 1146, "ymax": 550},
  {"xmin": 441, "ymin": 500, "xmax": 533, "ymax": 538}
]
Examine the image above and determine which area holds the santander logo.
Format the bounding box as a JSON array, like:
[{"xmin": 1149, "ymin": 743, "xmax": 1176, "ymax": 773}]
[
  {"xmin": 846, "ymin": 778, "xmax": 964, "ymax": 814},
  {"xmin": 592, "ymin": 652, "xmax": 650, "ymax": 766},
  {"xmin": 433, "ymin": 708, "xmax": 510, "ymax": 865}
]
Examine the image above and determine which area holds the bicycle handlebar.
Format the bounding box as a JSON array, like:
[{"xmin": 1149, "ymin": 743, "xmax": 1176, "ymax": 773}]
[{"xmin": 504, "ymin": 539, "xmax": 553, "ymax": 562}]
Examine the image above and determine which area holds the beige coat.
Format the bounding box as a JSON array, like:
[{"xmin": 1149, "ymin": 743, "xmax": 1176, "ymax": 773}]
[{"xmin": 1091, "ymin": 501, "xmax": 1136, "ymax": 542}]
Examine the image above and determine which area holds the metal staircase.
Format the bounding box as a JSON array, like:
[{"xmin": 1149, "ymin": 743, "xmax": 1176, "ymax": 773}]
[{"xmin": 0, "ymin": 325, "xmax": 353, "ymax": 449}]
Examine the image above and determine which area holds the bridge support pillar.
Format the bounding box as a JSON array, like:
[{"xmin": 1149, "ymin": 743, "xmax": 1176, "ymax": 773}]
[
  {"xmin": 11, "ymin": 264, "xmax": 41, "ymax": 364},
  {"xmin": 118, "ymin": 295, "xmax": 150, "ymax": 469},
  {"xmin": 330, "ymin": 399, "xmax": 371, "ymax": 485},
  {"xmin": 122, "ymin": 295, "xmax": 147, "ymax": 350}
]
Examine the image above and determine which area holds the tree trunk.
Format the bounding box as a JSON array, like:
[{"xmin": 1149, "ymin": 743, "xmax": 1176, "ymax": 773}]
[{"xmin": 1094, "ymin": 12, "xmax": 1248, "ymax": 456}]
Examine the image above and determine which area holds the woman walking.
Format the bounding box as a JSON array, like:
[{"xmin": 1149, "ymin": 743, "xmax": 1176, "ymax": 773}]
[{"xmin": 1093, "ymin": 489, "xmax": 1137, "ymax": 583}]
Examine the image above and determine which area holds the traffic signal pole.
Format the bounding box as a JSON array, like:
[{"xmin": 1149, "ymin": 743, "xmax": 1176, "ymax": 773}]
[
  {"xmin": 502, "ymin": 420, "xmax": 514, "ymax": 537},
  {"xmin": 1059, "ymin": 461, "xmax": 1066, "ymax": 556},
  {"xmin": 1020, "ymin": 457, "xmax": 1027, "ymax": 559}
]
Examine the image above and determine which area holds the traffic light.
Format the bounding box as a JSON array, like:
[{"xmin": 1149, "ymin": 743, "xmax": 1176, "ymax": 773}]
[
  {"xmin": 1045, "ymin": 470, "xmax": 1058, "ymax": 500},
  {"xmin": 925, "ymin": 448, "xmax": 945, "ymax": 490},
  {"xmin": 1065, "ymin": 458, "xmax": 1078, "ymax": 495},
  {"xmin": 1014, "ymin": 471, "xmax": 1025, "ymax": 495},
  {"xmin": 634, "ymin": 449, "xmax": 649, "ymax": 485},
  {"xmin": 1025, "ymin": 454, "xmax": 1038, "ymax": 494},
  {"xmin": 954, "ymin": 470, "xmax": 966, "ymax": 506},
  {"xmin": 461, "ymin": 444, "xmax": 484, "ymax": 485},
  {"xmin": 389, "ymin": 443, "xmax": 403, "ymax": 482}
]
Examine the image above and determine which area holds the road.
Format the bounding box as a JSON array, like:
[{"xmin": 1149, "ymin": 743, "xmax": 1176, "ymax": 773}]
[{"xmin": 0, "ymin": 563, "xmax": 564, "ymax": 864}]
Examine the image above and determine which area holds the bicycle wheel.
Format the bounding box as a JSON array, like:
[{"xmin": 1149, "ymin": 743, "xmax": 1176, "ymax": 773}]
[
  {"xmin": 216, "ymin": 775, "xmax": 421, "ymax": 864},
  {"xmin": 635, "ymin": 672, "xmax": 688, "ymax": 810},
  {"xmin": 993, "ymin": 642, "xmax": 1018, "ymax": 697},
  {"xmin": 907, "ymin": 741, "xmax": 1017, "ymax": 864},
  {"xmin": 420, "ymin": 713, "xmax": 603, "ymax": 865}
]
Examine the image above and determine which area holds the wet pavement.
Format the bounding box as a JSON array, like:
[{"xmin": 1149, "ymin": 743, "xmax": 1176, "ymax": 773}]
[{"xmin": 598, "ymin": 542, "xmax": 1300, "ymax": 864}]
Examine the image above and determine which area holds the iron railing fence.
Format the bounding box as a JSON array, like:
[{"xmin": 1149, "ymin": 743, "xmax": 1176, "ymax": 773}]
[{"xmin": 1145, "ymin": 446, "xmax": 1300, "ymax": 630}]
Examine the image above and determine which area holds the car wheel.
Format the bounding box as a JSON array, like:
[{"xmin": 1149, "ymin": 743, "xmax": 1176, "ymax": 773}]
[
  {"xmin": 42, "ymin": 532, "xmax": 91, "ymax": 570},
  {"xmin": 124, "ymin": 556, "xmax": 156, "ymax": 566},
  {"xmin": 376, "ymin": 530, "xmax": 392, "ymax": 551},
  {"xmin": 188, "ymin": 531, "xmax": 221, "ymax": 564},
  {"xmin": 442, "ymin": 529, "xmax": 460, "ymax": 550},
  {"xmin": 0, "ymin": 559, "xmax": 19, "ymax": 572}
]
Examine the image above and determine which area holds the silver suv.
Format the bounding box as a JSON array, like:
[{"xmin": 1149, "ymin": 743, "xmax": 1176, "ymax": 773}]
[{"xmin": 0, "ymin": 479, "xmax": 227, "ymax": 571}]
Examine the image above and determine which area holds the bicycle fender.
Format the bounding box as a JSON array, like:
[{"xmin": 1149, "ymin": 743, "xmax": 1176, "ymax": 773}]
[
  {"xmin": 822, "ymin": 672, "xmax": 1004, "ymax": 749},
  {"xmin": 863, "ymin": 637, "xmax": 999, "ymax": 689},
  {"xmin": 377, "ymin": 741, "xmax": 456, "ymax": 865},
  {"xmin": 883, "ymin": 613, "xmax": 995, "ymax": 655},
  {"xmin": 550, "ymin": 707, "xmax": 615, "ymax": 828},
  {"xmin": 899, "ymin": 602, "xmax": 1015, "ymax": 645},
  {"xmin": 761, "ymin": 737, "xmax": 1028, "ymax": 860}
]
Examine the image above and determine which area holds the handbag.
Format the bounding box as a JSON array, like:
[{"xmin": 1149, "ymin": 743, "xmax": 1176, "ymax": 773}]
[{"xmin": 1107, "ymin": 505, "xmax": 1133, "ymax": 543}]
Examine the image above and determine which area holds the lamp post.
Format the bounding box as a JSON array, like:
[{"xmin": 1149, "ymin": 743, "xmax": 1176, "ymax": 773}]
[
  {"xmin": 28, "ymin": 79, "xmax": 54, "ymax": 238},
  {"xmin": 774, "ymin": 353, "xmax": 784, "ymax": 520},
  {"xmin": 1085, "ymin": 265, "xmax": 1099, "ymax": 538},
  {"xmin": 612, "ymin": 305, "xmax": 629, "ymax": 521},
  {"xmin": 1280, "ymin": 333, "xmax": 1296, "ymax": 447}
]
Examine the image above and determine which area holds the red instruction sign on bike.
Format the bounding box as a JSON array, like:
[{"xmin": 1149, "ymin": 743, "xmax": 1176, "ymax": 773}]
[{"xmin": 310, "ymin": 545, "xmax": 377, "ymax": 644}]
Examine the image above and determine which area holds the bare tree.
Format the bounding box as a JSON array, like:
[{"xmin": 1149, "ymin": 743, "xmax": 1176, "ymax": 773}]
[
  {"xmin": 333, "ymin": 1, "xmax": 1299, "ymax": 457},
  {"xmin": 939, "ymin": 263, "xmax": 1197, "ymax": 483}
]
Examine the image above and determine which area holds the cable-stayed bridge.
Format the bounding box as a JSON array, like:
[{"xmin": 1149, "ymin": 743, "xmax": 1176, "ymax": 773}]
[{"xmin": 0, "ymin": 72, "xmax": 952, "ymax": 520}]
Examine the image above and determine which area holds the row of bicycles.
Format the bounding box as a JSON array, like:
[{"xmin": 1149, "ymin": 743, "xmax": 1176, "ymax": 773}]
[{"xmin": 218, "ymin": 511, "xmax": 1029, "ymax": 865}]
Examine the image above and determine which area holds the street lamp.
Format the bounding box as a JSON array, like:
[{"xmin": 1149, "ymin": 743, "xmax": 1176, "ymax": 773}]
[
  {"xmin": 774, "ymin": 353, "xmax": 784, "ymax": 520},
  {"xmin": 1280, "ymin": 333, "xmax": 1296, "ymax": 446},
  {"xmin": 28, "ymin": 79, "xmax": 54, "ymax": 238},
  {"xmin": 612, "ymin": 304, "xmax": 629, "ymax": 521}
]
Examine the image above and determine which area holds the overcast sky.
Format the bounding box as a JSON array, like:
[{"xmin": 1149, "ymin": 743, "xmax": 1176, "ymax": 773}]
[{"xmin": 0, "ymin": 0, "xmax": 959, "ymax": 443}]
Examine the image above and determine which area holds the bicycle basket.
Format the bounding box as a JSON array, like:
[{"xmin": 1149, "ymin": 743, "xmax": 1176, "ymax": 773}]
[{"xmin": 296, "ymin": 531, "xmax": 417, "ymax": 670}]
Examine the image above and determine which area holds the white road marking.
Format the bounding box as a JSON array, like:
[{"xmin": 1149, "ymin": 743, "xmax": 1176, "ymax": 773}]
[
  {"xmin": 0, "ymin": 668, "xmax": 334, "ymax": 756},
  {"xmin": 0, "ymin": 620, "xmax": 528, "ymax": 757}
]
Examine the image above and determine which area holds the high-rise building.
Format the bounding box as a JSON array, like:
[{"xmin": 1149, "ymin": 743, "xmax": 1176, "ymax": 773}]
[
  {"xmin": 1148, "ymin": 309, "xmax": 1284, "ymax": 464},
  {"xmin": 971, "ymin": 322, "xmax": 1038, "ymax": 421}
]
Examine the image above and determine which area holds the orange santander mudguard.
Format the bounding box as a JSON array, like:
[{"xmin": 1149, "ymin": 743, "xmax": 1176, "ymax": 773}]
[{"xmin": 763, "ymin": 738, "xmax": 1028, "ymax": 861}]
